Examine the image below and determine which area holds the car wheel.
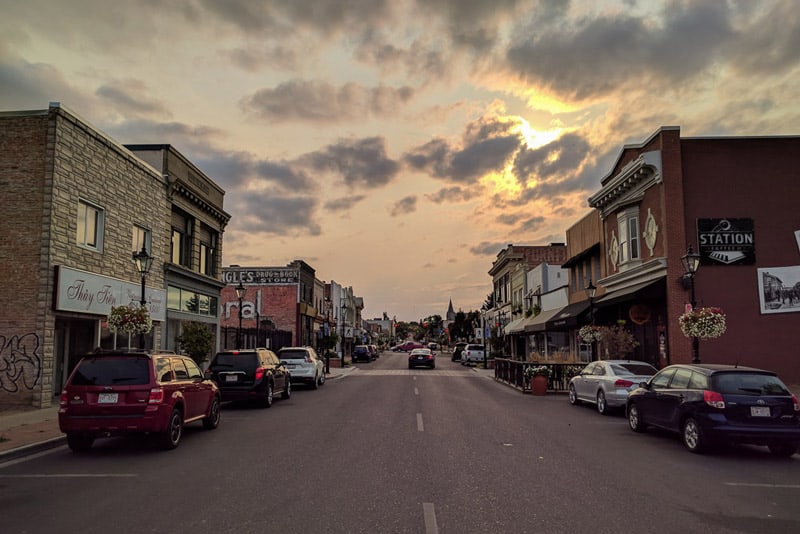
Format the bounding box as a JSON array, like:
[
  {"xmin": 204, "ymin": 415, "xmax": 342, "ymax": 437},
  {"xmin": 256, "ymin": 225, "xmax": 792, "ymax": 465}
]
[
  {"xmin": 408, "ymin": 364, "xmax": 414, "ymax": 369},
  {"xmin": 319, "ymin": 372, "xmax": 325, "ymax": 386},
  {"xmin": 596, "ymin": 390, "xmax": 610, "ymax": 415},
  {"xmin": 312, "ymin": 372, "xmax": 319, "ymax": 389},
  {"xmin": 767, "ymin": 443, "xmax": 798, "ymax": 457},
  {"xmin": 627, "ymin": 402, "xmax": 646, "ymax": 433},
  {"xmin": 682, "ymin": 417, "xmax": 707, "ymax": 454},
  {"xmin": 261, "ymin": 382, "xmax": 274, "ymax": 408},
  {"xmin": 282, "ymin": 379, "xmax": 291, "ymax": 399},
  {"xmin": 66, "ymin": 433, "xmax": 94, "ymax": 453},
  {"xmin": 568, "ymin": 384, "xmax": 579, "ymax": 405},
  {"xmin": 202, "ymin": 396, "xmax": 221, "ymax": 430},
  {"xmin": 159, "ymin": 409, "xmax": 183, "ymax": 450}
]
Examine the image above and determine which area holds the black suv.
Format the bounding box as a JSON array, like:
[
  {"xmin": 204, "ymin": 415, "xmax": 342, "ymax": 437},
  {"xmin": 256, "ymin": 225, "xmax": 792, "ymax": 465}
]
[
  {"xmin": 59, "ymin": 350, "xmax": 221, "ymax": 451},
  {"xmin": 352, "ymin": 345, "xmax": 373, "ymax": 363},
  {"xmin": 206, "ymin": 348, "xmax": 291, "ymax": 408},
  {"xmin": 452, "ymin": 342, "xmax": 467, "ymax": 362}
]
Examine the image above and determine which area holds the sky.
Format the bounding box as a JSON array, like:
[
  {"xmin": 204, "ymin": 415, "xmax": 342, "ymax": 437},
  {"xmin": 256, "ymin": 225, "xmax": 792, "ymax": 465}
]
[{"xmin": 2, "ymin": 0, "xmax": 799, "ymax": 322}]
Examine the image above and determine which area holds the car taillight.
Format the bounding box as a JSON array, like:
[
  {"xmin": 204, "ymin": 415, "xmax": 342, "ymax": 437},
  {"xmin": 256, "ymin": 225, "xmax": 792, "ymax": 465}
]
[
  {"xmin": 255, "ymin": 367, "xmax": 265, "ymax": 381},
  {"xmin": 59, "ymin": 390, "xmax": 68, "ymax": 408},
  {"xmin": 704, "ymin": 390, "xmax": 725, "ymax": 409},
  {"xmin": 792, "ymin": 394, "xmax": 800, "ymax": 412},
  {"xmin": 305, "ymin": 356, "xmax": 312, "ymax": 363},
  {"xmin": 148, "ymin": 387, "xmax": 165, "ymax": 404},
  {"xmin": 614, "ymin": 379, "xmax": 634, "ymax": 388},
  {"xmin": 204, "ymin": 369, "xmax": 212, "ymax": 377}
]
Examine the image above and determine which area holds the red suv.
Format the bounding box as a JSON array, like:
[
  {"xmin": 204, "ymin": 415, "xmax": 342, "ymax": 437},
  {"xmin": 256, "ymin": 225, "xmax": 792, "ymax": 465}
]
[{"xmin": 59, "ymin": 350, "xmax": 221, "ymax": 452}]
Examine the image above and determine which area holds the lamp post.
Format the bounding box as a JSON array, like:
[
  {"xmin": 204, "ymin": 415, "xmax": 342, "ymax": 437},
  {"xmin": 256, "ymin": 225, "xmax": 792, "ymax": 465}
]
[
  {"xmin": 235, "ymin": 281, "xmax": 246, "ymax": 349},
  {"xmin": 341, "ymin": 299, "xmax": 347, "ymax": 365},
  {"xmin": 585, "ymin": 278, "xmax": 597, "ymax": 361},
  {"xmin": 132, "ymin": 245, "xmax": 153, "ymax": 349},
  {"xmin": 480, "ymin": 306, "xmax": 487, "ymax": 369},
  {"xmin": 324, "ymin": 297, "xmax": 331, "ymax": 374},
  {"xmin": 681, "ymin": 245, "xmax": 702, "ymax": 363}
]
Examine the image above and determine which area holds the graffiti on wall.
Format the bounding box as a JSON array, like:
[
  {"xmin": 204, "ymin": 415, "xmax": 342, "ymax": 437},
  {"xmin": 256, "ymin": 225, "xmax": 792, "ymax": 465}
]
[{"xmin": 0, "ymin": 333, "xmax": 43, "ymax": 393}]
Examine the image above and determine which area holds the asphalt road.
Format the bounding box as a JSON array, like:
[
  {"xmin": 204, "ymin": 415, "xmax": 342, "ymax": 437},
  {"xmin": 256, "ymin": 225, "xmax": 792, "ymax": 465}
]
[{"xmin": 1, "ymin": 351, "xmax": 799, "ymax": 534}]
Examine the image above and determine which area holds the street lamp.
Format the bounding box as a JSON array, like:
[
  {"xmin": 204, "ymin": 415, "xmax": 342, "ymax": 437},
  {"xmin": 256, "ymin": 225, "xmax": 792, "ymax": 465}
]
[
  {"xmin": 324, "ymin": 297, "xmax": 331, "ymax": 374},
  {"xmin": 681, "ymin": 245, "xmax": 702, "ymax": 363},
  {"xmin": 585, "ymin": 278, "xmax": 597, "ymax": 361},
  {"xmin": 341, "ymin": 299, "xmax": 348, "ymax": 365},
  {"xmin": 132, "ymin": 245, "xmax": 153, "ymax": 349},
  {"xmin": 235, "ymin": 281, "xmax": 246, "ymax": 349}
]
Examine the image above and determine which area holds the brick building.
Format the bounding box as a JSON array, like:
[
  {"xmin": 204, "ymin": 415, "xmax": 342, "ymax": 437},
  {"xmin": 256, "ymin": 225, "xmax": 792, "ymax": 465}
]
[{"xmin": 558, "ymin": 126, "xmax": 800, "ymax": 383}]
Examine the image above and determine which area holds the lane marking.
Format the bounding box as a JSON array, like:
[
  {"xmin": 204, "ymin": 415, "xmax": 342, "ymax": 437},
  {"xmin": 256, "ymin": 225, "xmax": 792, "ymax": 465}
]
[
  {"xmin": 353, "ymin": 370, "xmax": 476, "ymax": 377},
  {"xmin": 417, "ymin": 413, "xmax": 424, "ymax": 432},
  {"xmin": 725, "ymin": 482, "xmax": 800, "ymax": 489},
  {"xmin": 414, "ymin": 387, "xmax": 419, "ymax": 395},
  {"xmin": 423, "ymin": 503, "xmax": 438, "ymax": 534},
  {"xmin": 0, "ymin": 473, "xmax": 137, "ymax": 478}
]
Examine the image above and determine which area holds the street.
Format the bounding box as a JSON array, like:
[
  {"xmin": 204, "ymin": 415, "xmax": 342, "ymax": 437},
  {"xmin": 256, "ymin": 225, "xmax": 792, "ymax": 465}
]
[{"xmin": 1, "ymin": 351, "xmax": 799, "ymax": 534}]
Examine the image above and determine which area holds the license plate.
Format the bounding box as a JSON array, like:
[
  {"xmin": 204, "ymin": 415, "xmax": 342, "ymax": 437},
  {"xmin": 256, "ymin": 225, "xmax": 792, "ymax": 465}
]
[
  {"xmin": 225, "ymin": 375, "xmax": 238, "ymax": 383},
  {"xmin": 751, "ymin": 406, "xmax": 770, "ymax": 417},
  {"xmin": 98, "ymin": 393, "xmax": 118, "ymax": 404},
  {"xmin": 286, "ymin": 364, "xmax": 296, "ymax": 368}
]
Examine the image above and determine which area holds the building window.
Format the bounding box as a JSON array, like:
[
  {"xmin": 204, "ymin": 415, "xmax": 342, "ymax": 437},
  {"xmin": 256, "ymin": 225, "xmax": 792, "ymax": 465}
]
[
  {"xmin": 77, "ymin": 199, "xmax": 104, "ymax": 251},
  {"xmin": 132, "ymin": 225, "xmax": 151, "ymax": 255},
  {"xmin": 617, "ymin": 207, "xmax": 641, "ymax": 268},
  {"xmin": 171, "ymin": 209, "xmax": 193, "ymax": 268},
  {"xmin": 167, "ymin": 285, "xmax": 218, "ymax": 317}
]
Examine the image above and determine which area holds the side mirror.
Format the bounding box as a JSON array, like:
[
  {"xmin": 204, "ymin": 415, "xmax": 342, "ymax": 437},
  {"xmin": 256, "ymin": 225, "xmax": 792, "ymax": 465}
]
[{"xmin": 639, "ymin": 381, "xmax": 650, "ymax": 389}]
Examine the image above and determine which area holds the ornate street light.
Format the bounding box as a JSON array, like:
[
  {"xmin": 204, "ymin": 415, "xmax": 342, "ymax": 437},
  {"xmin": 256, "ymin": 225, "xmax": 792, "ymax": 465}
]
[
  {"xmin": 681, "ymin": 245, "xmax": 701, "ymax": 363},
  {"xmin": 585, "ymin": 278, "xmax": 598, "ymax": 361},
  {"xmin": 235, "ymin": 281, "xmax": 246, "ymax": 349},
  {"xmin": 132, "ymin": 245, "xmax": 153, "ymax": 349}
]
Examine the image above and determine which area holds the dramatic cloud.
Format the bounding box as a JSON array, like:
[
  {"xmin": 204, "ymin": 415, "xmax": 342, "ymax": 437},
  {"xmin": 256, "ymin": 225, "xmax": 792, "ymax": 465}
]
[
  {"xmin": 236, "ymin": 190, "xmax": 321, "ymax": 236},
  {"xmin": 469, "ymin": 241, "xmax": 509, "ymax": 257},
  {"xmin": 301, "ymin": 137, "xmax": 400, "ymax": 189},
  {"xmin": 95, "ymin": 81, "xmax": 170, "ymax": 118},
  {"xmin": 241, "ymin": 80, "xmax": 415, "ymax": 122}
]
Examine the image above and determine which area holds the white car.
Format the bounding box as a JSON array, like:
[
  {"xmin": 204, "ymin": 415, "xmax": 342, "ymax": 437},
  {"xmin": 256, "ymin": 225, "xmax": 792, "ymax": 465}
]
[
  {"xmin": 568, "ymin": 360, "xmax": 657, "ymax": 415},
  {"xmin": 461, "ymin": 344, "xmax": 485, "ymax": 365},
  {"xmin": 277, "ymin": 346, "xmax": 326, "ymax": 389}
]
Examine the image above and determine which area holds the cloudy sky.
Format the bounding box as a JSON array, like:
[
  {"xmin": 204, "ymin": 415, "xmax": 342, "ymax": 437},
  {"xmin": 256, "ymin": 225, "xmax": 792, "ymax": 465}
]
[{"xmin": 2, "ymin": 0, "xmax": 799, "ymax": 321}]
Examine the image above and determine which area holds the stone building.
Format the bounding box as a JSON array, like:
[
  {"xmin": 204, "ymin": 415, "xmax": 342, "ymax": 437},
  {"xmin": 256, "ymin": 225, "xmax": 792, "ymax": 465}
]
[{"xmin": 0, "ymin": 104, "xmax": 169, "ymax": 408}]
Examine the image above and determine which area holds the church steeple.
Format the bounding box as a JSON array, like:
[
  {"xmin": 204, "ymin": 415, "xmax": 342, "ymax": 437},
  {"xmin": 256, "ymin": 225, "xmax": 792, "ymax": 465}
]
[{"xmin": 446, "ymin": 299, "xmax": 455, "ymax": 321}]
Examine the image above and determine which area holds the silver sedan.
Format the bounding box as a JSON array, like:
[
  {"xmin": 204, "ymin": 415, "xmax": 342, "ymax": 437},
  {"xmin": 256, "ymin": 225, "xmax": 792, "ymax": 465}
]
[{"xmin": 568, "ymin": 360, "xmax": 658, "ymax": 415}]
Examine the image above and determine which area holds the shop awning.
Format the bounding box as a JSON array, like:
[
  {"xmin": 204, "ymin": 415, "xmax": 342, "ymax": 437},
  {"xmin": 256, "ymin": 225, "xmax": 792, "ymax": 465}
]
[
  {"xmin": 524, "ymin": 307, "xmax": 566, "ymax": 333},
  {"xmin": 545, "ymin": 301, "xmax": 590, "ymax": 330},
  {"xmin": 596, "ymin": 278, "xmax": 665, "ymax": 308},
  {"xmin": 505, "ymin": 316, "xmax": 528, "ymax": 334}
]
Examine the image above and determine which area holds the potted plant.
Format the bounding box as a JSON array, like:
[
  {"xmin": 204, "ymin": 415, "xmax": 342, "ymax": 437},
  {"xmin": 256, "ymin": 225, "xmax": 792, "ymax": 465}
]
[
  {"xmin": 679, "ymin": 307, "xmax": 727, "ymax": 339},
  {"xmin": 578, "ymin": 325, "xmax": 603, "ymax": 343},
  {"xmin": 524, "ymin": 365, "xmax": 552, "ymax": 396}
]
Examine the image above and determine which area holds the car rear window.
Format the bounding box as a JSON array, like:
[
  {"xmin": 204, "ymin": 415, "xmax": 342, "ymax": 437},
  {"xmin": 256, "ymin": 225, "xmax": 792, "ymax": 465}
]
[
  {"xmin": 712, "ymin": 373, "xmax": 790, "ymax": 395},
  {"xmin": 279, "ymin": 350, "xmax": 308, "ymax": 359},
  {"xmin": 70, "ymin": 357, "xmax": 151, "ymax": 386},
  {"xmin": 211, "ymin": 352, "xmax": 258, "ymax": 369},
  {"xmin": 467, "ymin": 345, "xmax": 483, "ymax": 350}
]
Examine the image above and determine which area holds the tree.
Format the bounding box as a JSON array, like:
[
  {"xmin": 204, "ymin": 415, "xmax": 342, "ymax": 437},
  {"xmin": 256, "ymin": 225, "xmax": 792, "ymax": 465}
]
[{"xmin": 177, "ymin": 321, "xmax": 214, "ymax": 365}]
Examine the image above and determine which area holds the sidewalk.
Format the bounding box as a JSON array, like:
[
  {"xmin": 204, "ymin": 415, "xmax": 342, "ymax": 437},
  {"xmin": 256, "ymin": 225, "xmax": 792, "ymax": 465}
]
[{"xmin": 0, "ymin": 366, "xmax": 357, "ymax": 464}]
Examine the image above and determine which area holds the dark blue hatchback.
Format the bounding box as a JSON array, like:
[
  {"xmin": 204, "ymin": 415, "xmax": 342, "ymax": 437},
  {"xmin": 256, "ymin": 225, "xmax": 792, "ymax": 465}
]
[{"xmin": 626, "ymin": 364, "xmax": 800, "ymax": 456}]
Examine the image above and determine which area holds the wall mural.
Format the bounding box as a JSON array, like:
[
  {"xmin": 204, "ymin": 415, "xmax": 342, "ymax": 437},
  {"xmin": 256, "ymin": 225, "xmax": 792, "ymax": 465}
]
[{"xmin": 0, "ymin": 332, "xmax": 43, "ymax": 393}]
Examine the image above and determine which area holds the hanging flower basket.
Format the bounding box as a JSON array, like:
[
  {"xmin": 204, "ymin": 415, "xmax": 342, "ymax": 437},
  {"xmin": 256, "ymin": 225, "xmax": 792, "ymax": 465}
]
[
  {"xmin": 107, "ymin": 305, "xmax": 152, "ymax": 335},
  {"xmin": 679, "ymin": 307, "xmax": 726, "ymax": 340},
  {"xmin": 578, "ymin": 325, "xmax": 603, "ymax": 343}
]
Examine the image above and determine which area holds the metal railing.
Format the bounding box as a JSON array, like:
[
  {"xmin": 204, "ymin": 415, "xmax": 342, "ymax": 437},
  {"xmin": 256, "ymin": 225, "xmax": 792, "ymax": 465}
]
[{"xmin": 493, "ymin": 358, "xmax": 582, "ymax": 393}]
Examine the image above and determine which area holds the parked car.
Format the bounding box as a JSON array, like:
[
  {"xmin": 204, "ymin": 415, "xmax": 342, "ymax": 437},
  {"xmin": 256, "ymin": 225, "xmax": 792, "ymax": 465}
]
[
  {"xmin": 277, "ymin": 346, "xmax": 325, "ymax": 389},
  {"xmin": 408, "ymin": 348, "xmax": 436, "ymax": 369},
  {"xmin": 352, "ymin": 345, "xmax": 374, "ymax": 362},
  {"xmin": 452, "ymin": 342, "xmax": 468, "ymax": 362},
  {"xmin": 461, "ymin": 344, "xmax": 485, "ymax": 365},
  {"xmin": 58, "ymin": 350, "xmax": 221, "ymax": 452},
  {"xmin": 626, "ymin": 364, "xmax": 800, "ymax": 455},
  {"xmin": 205, "ymin": 348, "xmax": 291, "ymax": 408},
  {"xmin": 568, "ymin": 360, "xmax": 658, "ymax": 415}
]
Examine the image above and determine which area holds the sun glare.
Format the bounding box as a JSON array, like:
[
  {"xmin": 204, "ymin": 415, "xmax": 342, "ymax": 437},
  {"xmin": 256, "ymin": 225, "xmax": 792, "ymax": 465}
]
[{"xmin": 513, "ymin": 117, "xmax": 562, "ymax": 150}]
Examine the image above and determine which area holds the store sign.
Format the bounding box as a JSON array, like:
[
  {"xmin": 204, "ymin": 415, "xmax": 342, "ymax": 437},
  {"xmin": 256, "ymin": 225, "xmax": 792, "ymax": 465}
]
[
  {"xmin": 56, "ymin": 266, "xmax": 166, "ymax": 320},
  {"xmin": 221, "ymin": 268, "xmax": 299, "ymax": 285},
  {"xmin": 697, "ymin": 218, "xmax": 755, "ymax": 265}
]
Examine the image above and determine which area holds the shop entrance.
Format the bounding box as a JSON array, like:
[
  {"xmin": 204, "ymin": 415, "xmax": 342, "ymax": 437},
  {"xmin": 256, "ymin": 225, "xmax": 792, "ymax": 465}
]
[{"xmin": 53, "ymin": 318, "xmax": 97, "ymax": 397}]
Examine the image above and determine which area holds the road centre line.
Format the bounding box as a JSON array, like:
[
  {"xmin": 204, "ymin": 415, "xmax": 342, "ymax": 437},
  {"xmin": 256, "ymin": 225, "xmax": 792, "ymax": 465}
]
[
  {"xmin": 0, "ymin": 473, "xmax": 137, "ymax": 478},
  {"xmin": 414, "ymin": 387, "xmax": 419, "ymax": 395},
  {"xmin": 417, "ymin": 413, "xmax": 424, "ymax": 432},
  {"xmin": 423, "ymin": 503, "xmax": 439, "ymax": 534}
]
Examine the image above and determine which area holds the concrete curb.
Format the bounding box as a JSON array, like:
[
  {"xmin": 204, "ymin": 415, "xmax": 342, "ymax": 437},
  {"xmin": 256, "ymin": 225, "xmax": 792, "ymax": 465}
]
[{"xmin": 0, "ymin": 436, "xmax": 66, "ymax": 464}]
